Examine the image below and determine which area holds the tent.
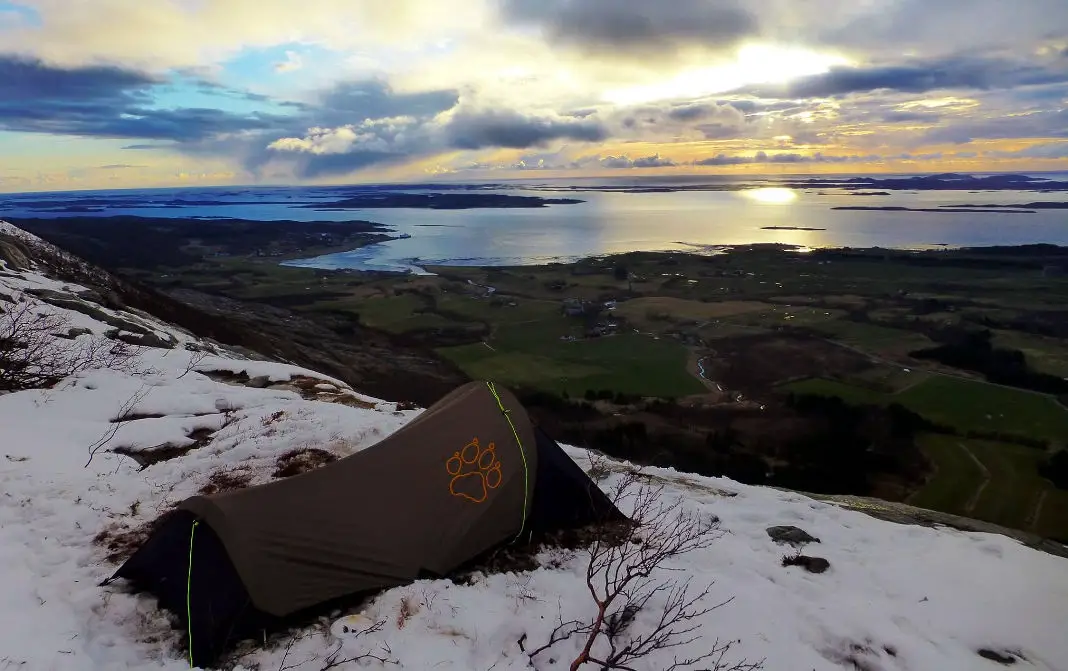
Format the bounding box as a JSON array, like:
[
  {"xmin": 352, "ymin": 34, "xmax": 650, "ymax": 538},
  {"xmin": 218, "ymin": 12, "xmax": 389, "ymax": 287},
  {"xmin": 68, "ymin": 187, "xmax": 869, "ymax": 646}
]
[{"xmin": 109, "ymin": 381, "xmax": 622, "ymax": 667}]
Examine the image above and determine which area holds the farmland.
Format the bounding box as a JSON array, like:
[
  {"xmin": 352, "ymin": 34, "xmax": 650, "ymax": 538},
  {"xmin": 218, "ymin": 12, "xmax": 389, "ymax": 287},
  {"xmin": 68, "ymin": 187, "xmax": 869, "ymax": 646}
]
[{"xmin": 32, "ymin": 223, "xmax": 1068, "ymax": 542}]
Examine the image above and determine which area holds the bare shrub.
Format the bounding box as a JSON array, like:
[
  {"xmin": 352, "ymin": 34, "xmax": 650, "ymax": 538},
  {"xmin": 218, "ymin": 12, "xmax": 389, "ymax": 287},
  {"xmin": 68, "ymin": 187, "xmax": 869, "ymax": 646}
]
[
  {"xmin": 276, "ymin": 620, "xmax": 396, "ymax": 671},
  {"xmin": 0, "ymin": 296, "xmax": 141, "ymax": 392},
  {"xmin": 526, "ymin": 473, "xmax": 763, "ymax": 671}
]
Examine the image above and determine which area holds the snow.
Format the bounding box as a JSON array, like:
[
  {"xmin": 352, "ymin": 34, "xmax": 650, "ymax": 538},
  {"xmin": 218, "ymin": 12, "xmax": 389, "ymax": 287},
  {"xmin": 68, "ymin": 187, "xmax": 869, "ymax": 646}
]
[
  {"xmin": 2, "ymin": 220, "xmax": 1068, "ymax": 670},
  {"xmin": 0, "ymin": 218, "xmax": 44, "ymax": 245}
]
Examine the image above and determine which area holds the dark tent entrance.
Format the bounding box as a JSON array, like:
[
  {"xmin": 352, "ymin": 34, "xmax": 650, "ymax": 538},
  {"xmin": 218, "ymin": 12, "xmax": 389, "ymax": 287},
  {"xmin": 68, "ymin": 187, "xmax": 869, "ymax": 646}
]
[{"xmin": 109, "ymin": 382, "xmax": 621, "ymax": 668}]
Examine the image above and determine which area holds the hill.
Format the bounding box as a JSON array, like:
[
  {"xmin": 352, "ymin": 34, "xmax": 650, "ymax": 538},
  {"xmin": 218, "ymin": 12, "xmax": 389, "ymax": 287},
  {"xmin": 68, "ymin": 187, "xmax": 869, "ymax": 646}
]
[{"xmin": 1, "ymin": 220, "xmax": 1067, "ymax": 670}]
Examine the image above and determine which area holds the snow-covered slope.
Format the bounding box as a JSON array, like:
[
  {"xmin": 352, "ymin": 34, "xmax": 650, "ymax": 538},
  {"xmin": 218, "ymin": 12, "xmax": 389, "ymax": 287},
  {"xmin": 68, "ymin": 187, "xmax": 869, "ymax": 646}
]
[{"xmin": 1, "ymin": 220, "xmax": 1067, "ymax": 671}]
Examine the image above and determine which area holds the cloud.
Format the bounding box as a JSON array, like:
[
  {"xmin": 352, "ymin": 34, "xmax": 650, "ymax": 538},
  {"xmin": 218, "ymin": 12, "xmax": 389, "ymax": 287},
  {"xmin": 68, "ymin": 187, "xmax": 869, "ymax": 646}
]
[
  {"xmin": 445, "ymin": 108, "xmax": 607, "ymax": 149},
  {"xmin": 694, "ymin": 151, "xmax": 879, "ymax": 166},
  {"xmin": 500, "ymin": 0, "xmax": 757, "ymax": 57},
  {"xmin": 921, "ymin": 108, "xmax": 1068, "ymax": 144},
  {"xmin": 0, "ymin": 55, "xmax": 291, "ymax": 141},
  {"xmin": 273, "ymin": 50, "xmax": 303, "ymax": 73},
  {"xmin": 817, "ymin": 0, "xmax": 1068, "ymax": 56},
  {"xmin": 751, "ymin": 55, "xmax": 1068, "ymax": 99},
  {"xmin": 238, "ymin": 81, "xmax": 460, "ymax": 177},
  {"xmin": 598, "ymin": 153, "xmax": 677, "ymax": 169},
  {"xmin": 0, "ymin": 54, "xmax": 155, "ymax": 103},
  {"xmin": 316, "ymin": 80, "xmax": 458, "ymax": 122},
  {"xmin": 986, "ymin": 143, "xmax": 1068, "ymax": 160},
  {"xmin": 0, "ymin": 0, "xmax": 489, "ymax": 70},
  {"xmin": 593, "ymin": 152, "xmax": 674, "ymax": 168},
  {"xmin": 268, "ymin": 116, "xmax": 419, "ymax": 155},
  {"xmin": 98, "ymin": 164, "xmax": 146, "ymax": 169}
]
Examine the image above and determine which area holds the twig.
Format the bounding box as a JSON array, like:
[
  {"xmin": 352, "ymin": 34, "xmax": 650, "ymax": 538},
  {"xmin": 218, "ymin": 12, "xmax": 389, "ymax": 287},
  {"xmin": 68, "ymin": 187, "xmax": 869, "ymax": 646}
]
[{"xmin": 85, "ymin": 383, "xmax": 152, "ymax": 467}]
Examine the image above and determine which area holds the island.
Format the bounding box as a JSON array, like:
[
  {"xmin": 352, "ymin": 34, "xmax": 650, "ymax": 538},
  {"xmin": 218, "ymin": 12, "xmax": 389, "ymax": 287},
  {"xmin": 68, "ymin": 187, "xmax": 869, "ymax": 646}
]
[
  {"xmin": 944, "ymin": 202, "xmax": 1068, "ymax": 210},
  {"xmin": 301, "ymin": 193, "xmax": 585, "ymax": 210},
  {"xmin": 832, "ymin": 206, "xmax": 1036, "ymax": 214}
]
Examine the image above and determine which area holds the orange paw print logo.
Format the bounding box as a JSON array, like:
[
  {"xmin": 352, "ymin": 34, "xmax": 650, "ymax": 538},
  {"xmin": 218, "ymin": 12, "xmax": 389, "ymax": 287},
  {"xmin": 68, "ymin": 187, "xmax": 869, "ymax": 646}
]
[{"xmin": 446, "ymin": 437, "xmax": 502, "ymax": 503}]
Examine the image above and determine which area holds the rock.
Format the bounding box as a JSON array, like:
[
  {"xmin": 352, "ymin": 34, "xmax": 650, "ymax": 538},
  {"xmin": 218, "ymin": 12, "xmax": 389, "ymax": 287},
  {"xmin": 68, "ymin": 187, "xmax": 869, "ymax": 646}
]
[
  {"xmin": 267, "ymin": 383, "xmax": 303, "ymax": 394},
  {"xmin": 784, "ymin": 555, "xmax": 830, "ymax": 574},
  {"xmin": 115, "ymin": 331, "xmax": 174, "ymax": 349},
  {"xmin": 767, "ymin": 526, "xmax": 821, "ymax": 546},
  {"xmin": 56, "ymin": 327, "xmax": 93, "ymax": 340},
  {"xmin": 978, "ymin": 649, "xmax": 1019, "ymax": 665},
  {"xmin": 246, "ymin": 375, "xmax": 272, "ymax": 388}
]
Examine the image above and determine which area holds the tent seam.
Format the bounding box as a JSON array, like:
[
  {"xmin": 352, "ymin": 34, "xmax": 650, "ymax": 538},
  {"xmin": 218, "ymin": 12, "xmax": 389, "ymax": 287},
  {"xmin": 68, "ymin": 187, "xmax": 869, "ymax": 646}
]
[
  {"xmin": 187, "ymin": 519, "xmax": 200, "ymax": 668},
  {"xmin": 486, "ymin": 381, "xmax": 529, "ymax": 541}
]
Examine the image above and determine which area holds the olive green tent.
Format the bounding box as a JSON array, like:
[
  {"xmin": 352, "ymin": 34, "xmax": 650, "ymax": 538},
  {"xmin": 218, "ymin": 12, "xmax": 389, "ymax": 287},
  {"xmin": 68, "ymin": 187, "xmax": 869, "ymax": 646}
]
[{"xmin": 111, "ymin": 381, "xmax": 621, "ymax": 667}]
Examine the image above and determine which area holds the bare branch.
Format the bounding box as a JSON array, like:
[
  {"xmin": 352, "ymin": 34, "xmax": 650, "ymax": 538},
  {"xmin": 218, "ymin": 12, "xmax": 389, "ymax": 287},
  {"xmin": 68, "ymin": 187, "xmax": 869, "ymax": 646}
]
[
  {"xmin": 320, "ymin": 620, "xmax": 396, "ymax": 670},
  {"xmin": 527, "ymin": 474, "xmax": 762, "ymax": 671},
  {"xmin": 0, "ymin": 295, "xmax": 141, "ymax": 393},
  {"xmin": 85, "ymin": 384, "xmax": 152, "ymax": 468},
  {"xmin": 176, "ymin": 349, "xmax": 208, "ymax": 380}
]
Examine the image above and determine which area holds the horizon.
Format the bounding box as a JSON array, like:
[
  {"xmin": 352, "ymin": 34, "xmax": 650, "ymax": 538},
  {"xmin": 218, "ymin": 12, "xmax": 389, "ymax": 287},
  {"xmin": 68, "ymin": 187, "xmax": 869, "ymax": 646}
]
[
  {"xmin": 1, "ymin": 1, "xmax": 1067, "ymax": 192},
  {"xmin": 3, "ymin": 168, "xmax": 1068, "ymax": 197}
]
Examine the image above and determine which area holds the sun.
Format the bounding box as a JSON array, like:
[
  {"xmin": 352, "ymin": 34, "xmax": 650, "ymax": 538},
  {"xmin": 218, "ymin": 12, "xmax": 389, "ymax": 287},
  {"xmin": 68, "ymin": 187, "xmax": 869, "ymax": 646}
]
[
  {"xmin": 603, "ymin": 43, "xmax": 851, "ymax": 105},
  {"xmin": 742, "ymin": 187, "xmax": 798, "ymax": 204}
]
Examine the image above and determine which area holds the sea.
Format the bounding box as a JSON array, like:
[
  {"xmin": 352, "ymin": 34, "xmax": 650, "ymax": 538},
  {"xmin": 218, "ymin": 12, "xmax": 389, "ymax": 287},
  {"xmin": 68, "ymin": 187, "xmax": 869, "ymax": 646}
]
[{"xmin": 2, "ymin": 173, "xmax": 1066, "ymax": 273}]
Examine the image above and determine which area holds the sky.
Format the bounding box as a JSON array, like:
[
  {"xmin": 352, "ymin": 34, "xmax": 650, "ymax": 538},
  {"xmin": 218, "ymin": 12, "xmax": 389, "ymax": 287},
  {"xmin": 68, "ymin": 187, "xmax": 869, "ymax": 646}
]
[{"xmin": 0, "ymin": 0, "xmax": 1066, "ymax": 192}]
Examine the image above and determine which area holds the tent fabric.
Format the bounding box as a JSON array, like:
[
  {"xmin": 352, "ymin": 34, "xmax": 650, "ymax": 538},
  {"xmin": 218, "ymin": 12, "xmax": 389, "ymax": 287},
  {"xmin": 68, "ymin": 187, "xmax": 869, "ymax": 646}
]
[
  {"xmin": 179, "ymin": 381, "xmax": 538, "ymax": 617},
  {"xmin": 111, "ymin": 381, "xmax": 622, "ymax": 667}
]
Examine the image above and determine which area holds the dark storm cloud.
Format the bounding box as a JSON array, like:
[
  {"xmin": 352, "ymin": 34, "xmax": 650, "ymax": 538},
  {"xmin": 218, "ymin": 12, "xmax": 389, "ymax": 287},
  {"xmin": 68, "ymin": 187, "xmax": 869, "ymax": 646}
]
[
  {"xmin": 747, "ymin": 55, "xmax": 1068, "ymax": 99},
  {"xmin": 316, "ymin": 80, "xmax": 459, "ymax": 122},
  {"xmin": 445, "ymin": 109, "xmax": 607, "ymax": 149},
  {"xmin": 0, "ymin": 55, "xmax": 290, "ymax": 141},
  {"xmin": 667, "ymin": 103, "xmax": 721, "ymax": 121},
  {"xmin": 0, "ymin": 55, "xmax": 156, "ymax": 101},
  {"xmin": 500, "ymin": 0, "xmax": 757, "ymax": 56},
  {"xmin": 817, "ymin": 0, "xmax": 1068, "ymax": 56},
  {"xmin": 921, "ymin": 108, "xmax": 1068, "ymax": 144}
]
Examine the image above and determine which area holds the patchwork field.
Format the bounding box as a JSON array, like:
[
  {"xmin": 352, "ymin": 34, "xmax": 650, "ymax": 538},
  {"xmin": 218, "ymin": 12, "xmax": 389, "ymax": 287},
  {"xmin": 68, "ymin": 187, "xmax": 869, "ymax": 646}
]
[
  {"xmin": 613, "ymin": 297, "xmax": 766, "ymax": 324},
  {"xmin": 785, "ymin": 375, "xmax": 1068, "ymax": 539},
  {"xmin": 440, "ymin": 326, "xmax": 706, "ymax": 398},
  {"xmin": 910, "ymin": 435, "xmax": 1068, "ymax": 540},
  {"xmin": 785, "ymin": 375, "xmax": 1068, "ymax": 443}
]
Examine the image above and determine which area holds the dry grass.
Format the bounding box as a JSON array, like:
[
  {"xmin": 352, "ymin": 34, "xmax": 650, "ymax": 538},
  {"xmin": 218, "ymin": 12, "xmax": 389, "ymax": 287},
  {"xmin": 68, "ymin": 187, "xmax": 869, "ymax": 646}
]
[
  {"xmin": 198, "ymin": 467, "xmax": 254, "ymax": 495},
  {"xmin": 323, "ymin": 393, "xmax": 377, "ymax": 409},
  {"xmin": 94, "ymin": 508, "xmax": 178, "ymax": 562},
  {"xmin": 615, "ymin": 297, "xmax": 766, "ymax": 323},
  {"xmin": 273, "ymin": 447, "xmax": 339, "ymax": 478}
]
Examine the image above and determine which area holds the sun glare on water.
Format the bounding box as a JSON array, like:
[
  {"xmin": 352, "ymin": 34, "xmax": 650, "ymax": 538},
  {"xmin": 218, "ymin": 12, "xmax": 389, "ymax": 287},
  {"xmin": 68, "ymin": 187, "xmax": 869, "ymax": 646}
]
[{"xmin": 743, "ymin": 187, "xmax": 798, "ymax": 204}]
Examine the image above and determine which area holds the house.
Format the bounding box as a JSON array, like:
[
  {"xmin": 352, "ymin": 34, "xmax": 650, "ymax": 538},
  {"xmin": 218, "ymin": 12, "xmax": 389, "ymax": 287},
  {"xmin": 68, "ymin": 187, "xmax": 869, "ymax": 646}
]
[{"xmin": 562, "ymin": 298, "xmax": 585, "ymax": 317}]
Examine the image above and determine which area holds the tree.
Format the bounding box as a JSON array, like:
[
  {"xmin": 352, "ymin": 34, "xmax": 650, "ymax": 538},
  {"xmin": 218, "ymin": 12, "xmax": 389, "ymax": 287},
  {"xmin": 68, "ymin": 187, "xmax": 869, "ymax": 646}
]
[
  {"xmin": 525, "ymin": 471, "xmax": 763, "ymax": 671},
  {"xmin": 0, "ymin": 296, "xmax": 140, "ymax": 393},
  {"xmin": 613, "ymin": 265, "xmax": 629, "ymax": 282}
]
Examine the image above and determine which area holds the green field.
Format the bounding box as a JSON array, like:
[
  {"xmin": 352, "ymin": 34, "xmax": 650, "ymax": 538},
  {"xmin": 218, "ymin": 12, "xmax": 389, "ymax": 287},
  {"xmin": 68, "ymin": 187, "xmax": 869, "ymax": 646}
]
[
  {"xmin": 911, "ymin": 435, "xmax": 1068, "ymax": 539},
  {"xmin": 440, "ymin": 323, "xmax": 706, "ymax": 398},
  {"xmin": 784, "ymin": 377, "xmax": 889, "ymax": 405},
  {"xmin": 896, "ymin": 376, "xmax": 1068, "ymax": 443},
  {"xmin": 785, "ymin": 374, "xmax": 1068, "ymax": 443}
]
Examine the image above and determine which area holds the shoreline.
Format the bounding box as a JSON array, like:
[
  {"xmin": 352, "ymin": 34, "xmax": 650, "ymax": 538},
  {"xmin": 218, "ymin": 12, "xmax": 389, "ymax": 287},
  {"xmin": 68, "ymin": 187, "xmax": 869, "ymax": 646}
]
[{"xmin": 281, "ymin": 241, "xmax": 1068, "ymax": 277}]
